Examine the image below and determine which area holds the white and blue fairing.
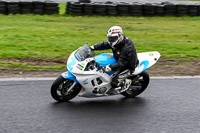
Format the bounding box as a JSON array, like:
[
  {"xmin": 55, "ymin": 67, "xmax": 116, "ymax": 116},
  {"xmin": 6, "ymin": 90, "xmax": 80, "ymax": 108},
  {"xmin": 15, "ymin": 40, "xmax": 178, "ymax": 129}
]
[
  {"xmin": 94, "ymin": 52, "xmax": 161, "ymax": 75},
  {"xmin": 61, "ymin": 52, "xmax": 116, "ymax": 82},
  {"xmin": 61, "ymin": 47, "xmax": 160, "ymax": 83},
  {"xmin": 61, "ymin": 51, "xmax": 79, "ymax": 83},
  {"xmin": 61, "ymin": 71, "xmax": 78, "ymax": 83}
]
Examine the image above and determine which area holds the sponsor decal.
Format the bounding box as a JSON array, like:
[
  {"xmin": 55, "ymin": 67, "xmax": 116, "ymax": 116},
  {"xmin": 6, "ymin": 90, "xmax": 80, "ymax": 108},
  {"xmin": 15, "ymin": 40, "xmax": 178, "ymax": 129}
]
[
  {"xmin": 62, "ymin": 72, "xmax": 68, "ymax": 78},
  {"xmin": 118, "ymin": 71, "xmax": 131, "ymax": 79},
  {"xmin": 82, "ymin": 78, "xmax": 88, "ymax": 84},
  {"xmin": 81, "ymin": 62, "xmax": 85, "ymax": 67},
  {"xmin": 112, "ymin": 29, "xmax": 121, "ymax": 31},
  {"xmin": 76, "ymin": 64, "xmax": 83, "ymax": 70},
  {"xmin": 76, "ymin": 63, "xmax": 85, "ymax": 71},
  {"xmin": 106, "ymin": 54, "xmax": 112, "ymax": 58},
  {"xmin": 149, "ymin": 53, "xmax": 154, "ymax": 56}
]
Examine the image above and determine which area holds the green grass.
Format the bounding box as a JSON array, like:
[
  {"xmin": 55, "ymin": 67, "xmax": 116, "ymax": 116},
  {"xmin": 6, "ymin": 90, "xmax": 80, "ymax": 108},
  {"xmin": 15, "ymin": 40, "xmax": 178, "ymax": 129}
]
[
  {"xmin": 0, "ymin": 3, "xmax": 200, "ymax": 70},
  {"xmin": 0, "ymin": 15, "xmax": 199, "ymax": 59},
  {"xmin": 59, "ymin": 3, "xmax": 67, "ymax": 15},
  {"xmin": 0, "ymin": 61, "xmax": 65, "ymax": 71}
]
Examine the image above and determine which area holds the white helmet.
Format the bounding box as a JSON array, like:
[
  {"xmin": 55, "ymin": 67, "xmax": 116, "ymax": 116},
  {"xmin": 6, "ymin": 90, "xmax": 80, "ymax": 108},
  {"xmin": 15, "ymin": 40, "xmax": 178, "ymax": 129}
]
[{"xmin": 107, "ymin": 26, "xmax": 124, "ymax": 48}]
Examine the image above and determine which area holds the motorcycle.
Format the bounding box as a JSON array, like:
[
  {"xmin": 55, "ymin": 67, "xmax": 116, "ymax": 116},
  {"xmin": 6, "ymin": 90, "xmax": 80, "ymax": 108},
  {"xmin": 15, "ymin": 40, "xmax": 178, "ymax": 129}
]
[{"xmin": 51, "ymin": 44, "xmax": 161, "ymax": 102}]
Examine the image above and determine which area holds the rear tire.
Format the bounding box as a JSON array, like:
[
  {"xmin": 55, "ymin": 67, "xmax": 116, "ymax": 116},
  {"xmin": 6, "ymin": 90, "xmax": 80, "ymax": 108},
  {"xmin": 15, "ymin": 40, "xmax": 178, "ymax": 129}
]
[
  {"xmin": 51, "ymin": 76, "xmax": 81, "ymax": 102},
  {"xmin": 121, "ymin": 71, "xmax": 150, "ymax": 98}
]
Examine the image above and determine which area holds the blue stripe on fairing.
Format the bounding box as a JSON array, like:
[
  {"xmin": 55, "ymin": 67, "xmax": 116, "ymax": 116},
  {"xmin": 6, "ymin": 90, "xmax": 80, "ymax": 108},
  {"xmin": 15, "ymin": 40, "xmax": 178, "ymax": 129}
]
[
  {"xmin": 67, "ymin": 57, "xmax": 76, "ymax": 71},
  {"xmin": 140, "ymin": 60, "xmax": 149, "ymax": 72}
]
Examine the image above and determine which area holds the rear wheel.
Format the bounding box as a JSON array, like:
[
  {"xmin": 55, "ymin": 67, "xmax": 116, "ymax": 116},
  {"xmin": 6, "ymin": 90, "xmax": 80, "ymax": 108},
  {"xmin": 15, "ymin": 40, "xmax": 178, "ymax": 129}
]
[
  {"xmin": 121, "ymin": 71, "xmax": 150, "ymax": 98},
  {"xmin": 51, "ymin": 76, "xmax": 81, "ymax": 102}
]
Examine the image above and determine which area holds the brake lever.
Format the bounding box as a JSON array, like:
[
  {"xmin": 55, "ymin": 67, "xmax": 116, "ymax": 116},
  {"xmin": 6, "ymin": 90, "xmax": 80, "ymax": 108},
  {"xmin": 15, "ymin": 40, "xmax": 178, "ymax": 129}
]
[
  {"xmin": 95, "ymin": 63, "xmax": 105, "ymax": 73},
  {"xmin": 97, "ymin": 66, "xmax": 103, "ymax": 70}
]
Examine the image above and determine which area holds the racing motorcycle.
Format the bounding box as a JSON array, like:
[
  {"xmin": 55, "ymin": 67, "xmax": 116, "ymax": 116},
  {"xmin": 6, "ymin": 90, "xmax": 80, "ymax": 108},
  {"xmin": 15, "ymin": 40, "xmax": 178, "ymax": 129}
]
[{"xmin": 51, "ymin": 44, "xmax": 161, "ymax": 102}]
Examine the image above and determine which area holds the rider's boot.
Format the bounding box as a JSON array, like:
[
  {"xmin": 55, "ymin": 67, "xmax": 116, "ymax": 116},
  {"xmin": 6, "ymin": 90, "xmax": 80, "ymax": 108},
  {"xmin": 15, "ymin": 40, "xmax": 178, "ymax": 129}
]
[
  {"xmin": 120, "ymin": 79, "xmax": 132, "ymax": 92},
  {"xmin": 108, "ymin": 79, "xmax": 132, "ymax": 94}
]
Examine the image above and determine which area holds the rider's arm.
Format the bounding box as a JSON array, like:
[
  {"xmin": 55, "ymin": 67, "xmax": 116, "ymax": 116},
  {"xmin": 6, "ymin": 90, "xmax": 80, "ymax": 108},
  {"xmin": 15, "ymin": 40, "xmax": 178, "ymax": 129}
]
[
  {"xmin": 93, "ymin": 41, "xmax": 111, "ymax": 50},
  {"xmin": 110, "ymin": 44, "xmax": 136, "ymax": 71},
  {"xmin": 110, "ymin": 49, "xmax": 129, "ymax": 71}
]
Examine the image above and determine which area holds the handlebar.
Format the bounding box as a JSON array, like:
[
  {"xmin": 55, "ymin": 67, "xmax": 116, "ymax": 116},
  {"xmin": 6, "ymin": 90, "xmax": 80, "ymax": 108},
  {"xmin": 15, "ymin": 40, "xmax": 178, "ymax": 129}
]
[
  {"xmin": 95, "ymin": 62, "xmax": 106, "ymax": 73},
  {"xmin": 95, "ymin": 62, "xmax": 100, "ymax": 67}
]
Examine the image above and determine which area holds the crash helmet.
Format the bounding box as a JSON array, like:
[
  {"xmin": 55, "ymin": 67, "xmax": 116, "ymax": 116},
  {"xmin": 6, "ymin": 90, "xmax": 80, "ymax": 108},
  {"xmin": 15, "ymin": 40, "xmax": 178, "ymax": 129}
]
[{"xmin": 107, "ymin": 26, "xmax": 124, "ymax": 48}]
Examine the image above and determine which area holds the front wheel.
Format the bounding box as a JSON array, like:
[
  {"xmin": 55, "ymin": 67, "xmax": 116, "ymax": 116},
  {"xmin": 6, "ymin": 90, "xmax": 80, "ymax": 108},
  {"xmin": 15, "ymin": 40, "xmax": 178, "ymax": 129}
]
[
  {"xmin": 121, "ymin": 71, "xmax": 150, "ymax": 98},
  {"xmin": 51, "ymin": 76, "xmax": 81, "ymax": 102}
]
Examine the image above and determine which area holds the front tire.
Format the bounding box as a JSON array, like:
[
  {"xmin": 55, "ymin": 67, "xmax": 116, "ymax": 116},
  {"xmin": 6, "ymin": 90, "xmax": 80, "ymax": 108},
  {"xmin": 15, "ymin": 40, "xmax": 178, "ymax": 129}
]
[
  {"xmin": 51, "ymin": 76, "xmax": 81, "ymax": 102},
  {"xmin": 121, "ymin": 71, "xmax": 150, "ymax": 98}
]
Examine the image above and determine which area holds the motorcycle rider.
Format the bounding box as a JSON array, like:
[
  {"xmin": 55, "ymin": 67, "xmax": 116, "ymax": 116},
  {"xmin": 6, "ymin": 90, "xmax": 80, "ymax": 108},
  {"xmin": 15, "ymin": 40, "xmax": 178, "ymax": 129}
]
[{"xmin": 90, "ymin": 26, "xmax": 138, "ymax": 92}]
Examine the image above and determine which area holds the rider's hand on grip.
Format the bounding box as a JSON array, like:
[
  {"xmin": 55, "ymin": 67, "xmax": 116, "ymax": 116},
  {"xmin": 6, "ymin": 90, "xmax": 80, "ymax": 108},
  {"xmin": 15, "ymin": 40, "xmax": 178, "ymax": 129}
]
[
  {"xmin": 103, "ymin": 65, "xmax": 112, "ymax": 72},
  {"xmin": 90, "ymin": 46, "xmax": 94, "ymax": 51}
]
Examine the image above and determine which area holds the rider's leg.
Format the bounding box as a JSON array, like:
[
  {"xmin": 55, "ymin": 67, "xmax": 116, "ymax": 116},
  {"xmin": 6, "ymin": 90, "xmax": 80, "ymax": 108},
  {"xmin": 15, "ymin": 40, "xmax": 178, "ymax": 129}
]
[
  {"xmin": 110, "ymin": 60, "xmax": 138, "ymax": 91},
  {"xmin": 111, "ymin": 69, "xmax": 132, "ymax": 90},
  {"xmin": 111, "ymin": 70, "xmax": 124, "ymax": 88}
]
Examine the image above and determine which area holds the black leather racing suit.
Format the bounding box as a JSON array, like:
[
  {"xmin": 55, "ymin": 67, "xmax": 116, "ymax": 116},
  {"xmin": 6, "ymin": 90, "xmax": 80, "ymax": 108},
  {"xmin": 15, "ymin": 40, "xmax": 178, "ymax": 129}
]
[{"xmin": 93, "ymin": 36, "xmax": 138, "ymax": 87}]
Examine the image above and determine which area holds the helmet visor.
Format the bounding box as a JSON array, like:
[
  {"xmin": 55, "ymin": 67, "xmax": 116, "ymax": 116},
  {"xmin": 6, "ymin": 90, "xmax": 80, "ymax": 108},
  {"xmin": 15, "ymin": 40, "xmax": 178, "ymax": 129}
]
[{"xmin": 108, "ymin": 36, "xmax": 118, "ymax": 43}]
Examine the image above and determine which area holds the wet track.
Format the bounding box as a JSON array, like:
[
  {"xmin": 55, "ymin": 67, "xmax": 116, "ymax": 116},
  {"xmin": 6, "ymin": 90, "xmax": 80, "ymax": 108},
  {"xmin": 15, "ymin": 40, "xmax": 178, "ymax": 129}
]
[
  {"xmin": 0, "ymin": 78, "xmax": 200, "ymax": 133},
  {"xmin": 12, "ymin": 0, "xmax": 172, "ymax": 3}
]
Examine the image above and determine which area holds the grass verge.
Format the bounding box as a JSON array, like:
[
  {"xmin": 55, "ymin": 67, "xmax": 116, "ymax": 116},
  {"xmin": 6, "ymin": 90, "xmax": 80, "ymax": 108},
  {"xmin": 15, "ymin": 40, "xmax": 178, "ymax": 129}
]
[
  {"xmin": 0, "ymin": 3, "xmax": 200, "ymax": 71},
  {"xmin": 0, "ymin": 61, "xmax": 65, "ymax": 71}
]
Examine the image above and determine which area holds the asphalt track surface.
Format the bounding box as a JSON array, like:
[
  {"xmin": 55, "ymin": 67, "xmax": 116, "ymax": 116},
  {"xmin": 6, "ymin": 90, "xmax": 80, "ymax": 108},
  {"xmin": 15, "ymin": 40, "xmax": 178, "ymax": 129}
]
[
  {"xmin": 0, "ymin": 77, "xmax": 200, "ymax": 133},
  {"xmin": 12, "ymin": 0, "xmax": 171, "ymax": 2}
]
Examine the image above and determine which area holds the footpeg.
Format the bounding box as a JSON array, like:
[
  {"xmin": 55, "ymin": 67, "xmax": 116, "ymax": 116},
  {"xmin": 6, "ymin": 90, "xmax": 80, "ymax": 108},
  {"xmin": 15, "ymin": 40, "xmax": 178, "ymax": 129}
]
[{"xmin": 120, "ymin": 79, "xmax": 132, "ymax": 92}]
